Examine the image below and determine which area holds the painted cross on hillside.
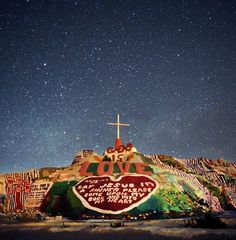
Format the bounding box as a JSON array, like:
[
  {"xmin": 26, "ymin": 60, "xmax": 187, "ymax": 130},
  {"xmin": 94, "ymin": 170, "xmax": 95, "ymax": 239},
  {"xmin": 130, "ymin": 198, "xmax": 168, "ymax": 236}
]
[{"xmin": 107, "ymin": 114, "xmax": 130, "ymax": 149}]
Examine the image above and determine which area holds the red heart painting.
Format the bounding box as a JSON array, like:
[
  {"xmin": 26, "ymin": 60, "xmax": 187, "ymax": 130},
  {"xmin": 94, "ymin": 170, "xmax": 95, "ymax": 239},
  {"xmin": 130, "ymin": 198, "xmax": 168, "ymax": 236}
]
[{"xmin": 73, "ymin": 175, "xmax": 158, "ymax": 214}]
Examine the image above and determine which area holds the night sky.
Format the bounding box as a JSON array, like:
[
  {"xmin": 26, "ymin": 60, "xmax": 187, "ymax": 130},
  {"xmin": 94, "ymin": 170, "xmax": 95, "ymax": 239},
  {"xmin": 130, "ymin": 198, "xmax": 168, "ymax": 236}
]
[{"xmin": 0, "ymin": 0, "xmax": 235, "ymax": 173}]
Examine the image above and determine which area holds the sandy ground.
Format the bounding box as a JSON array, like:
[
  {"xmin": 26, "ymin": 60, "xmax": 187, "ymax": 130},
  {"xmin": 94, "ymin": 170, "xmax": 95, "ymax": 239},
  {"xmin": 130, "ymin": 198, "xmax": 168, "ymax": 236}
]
[{"xmin": 0, "ymin": 218, "xmax": 236, "ymax": 240}]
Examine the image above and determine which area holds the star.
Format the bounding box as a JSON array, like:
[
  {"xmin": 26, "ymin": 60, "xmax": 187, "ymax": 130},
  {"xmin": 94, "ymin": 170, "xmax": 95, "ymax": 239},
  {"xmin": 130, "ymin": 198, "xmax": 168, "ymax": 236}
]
[{"xmin": 0, "ymin": 0, "xmax": 235, "ymax": 172}]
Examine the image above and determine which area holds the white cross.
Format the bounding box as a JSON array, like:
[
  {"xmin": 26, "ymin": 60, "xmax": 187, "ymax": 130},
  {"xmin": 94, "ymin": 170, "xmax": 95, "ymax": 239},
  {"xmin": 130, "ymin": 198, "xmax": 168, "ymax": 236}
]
[{"xmin": 107, "ymin": 113, "xmax": 130, "ymax": 139}]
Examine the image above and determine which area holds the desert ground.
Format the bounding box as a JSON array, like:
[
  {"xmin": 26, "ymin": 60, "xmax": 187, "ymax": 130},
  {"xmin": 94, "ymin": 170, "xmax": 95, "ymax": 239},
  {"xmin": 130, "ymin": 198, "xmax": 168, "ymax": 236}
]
[{"xmin": 0, "ymin": 215, "xmax": 236, "ymax": 240}]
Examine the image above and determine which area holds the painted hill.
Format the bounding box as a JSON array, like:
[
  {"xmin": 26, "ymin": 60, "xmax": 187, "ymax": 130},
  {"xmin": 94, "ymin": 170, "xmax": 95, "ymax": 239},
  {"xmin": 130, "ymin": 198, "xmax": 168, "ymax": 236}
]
[{"xmin": 0, "ymin": 149, "xmax": 235, "ymax": 220}]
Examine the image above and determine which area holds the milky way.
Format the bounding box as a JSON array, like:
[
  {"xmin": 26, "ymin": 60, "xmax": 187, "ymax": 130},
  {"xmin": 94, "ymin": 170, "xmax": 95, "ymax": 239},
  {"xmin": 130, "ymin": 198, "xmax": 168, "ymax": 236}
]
[{"xmin": 0, "ymin": 0, "xmax": 235, "ymax": 172}]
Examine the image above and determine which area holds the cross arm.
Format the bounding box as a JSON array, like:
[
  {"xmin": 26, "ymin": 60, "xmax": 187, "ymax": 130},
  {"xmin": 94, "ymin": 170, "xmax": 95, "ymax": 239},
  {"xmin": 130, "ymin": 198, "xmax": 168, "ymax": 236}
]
[{"xmin": 107, "ymin": 123, "xmax": 118, "ymax": 126}]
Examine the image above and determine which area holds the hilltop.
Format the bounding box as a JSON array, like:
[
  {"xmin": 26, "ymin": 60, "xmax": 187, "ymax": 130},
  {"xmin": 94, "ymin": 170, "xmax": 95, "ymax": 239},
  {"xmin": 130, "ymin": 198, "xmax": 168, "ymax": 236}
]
[{"xmin": 0, "ymin": 148, "xmax": 235, "ymax": 220}]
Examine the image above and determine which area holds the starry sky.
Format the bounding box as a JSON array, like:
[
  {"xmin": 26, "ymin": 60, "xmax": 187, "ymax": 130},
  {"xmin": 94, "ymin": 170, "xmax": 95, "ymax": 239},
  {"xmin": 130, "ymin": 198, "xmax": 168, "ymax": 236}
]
[{"xmin": 0, "ymin": 0, "xmax": 235, "ymax": 173}]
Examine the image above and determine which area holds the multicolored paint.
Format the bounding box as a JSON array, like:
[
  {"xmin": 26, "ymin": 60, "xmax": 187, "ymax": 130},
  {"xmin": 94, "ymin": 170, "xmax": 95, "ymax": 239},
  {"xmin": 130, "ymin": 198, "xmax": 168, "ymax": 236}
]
[
  {"xmin": 5, "ymin": 170, "xmax": 39, "ymax": 211},
  {"xmin": 24, "ymin": 181, "xmax": 53, "ymax": 208},
  {"xmin": 72, "ymin": 150, "xmax": 94, "ymax": 164},
  {"xmin": 0, "ymin": 150, "xmax": 235, "ymax": 219}
]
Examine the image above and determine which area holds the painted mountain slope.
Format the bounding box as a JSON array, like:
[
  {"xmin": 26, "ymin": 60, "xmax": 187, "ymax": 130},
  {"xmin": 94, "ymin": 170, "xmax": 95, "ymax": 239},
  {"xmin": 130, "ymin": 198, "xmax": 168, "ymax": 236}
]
[{"xmin": 0, "ymin": 152, "xmax": 235, "ymax": 220}]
